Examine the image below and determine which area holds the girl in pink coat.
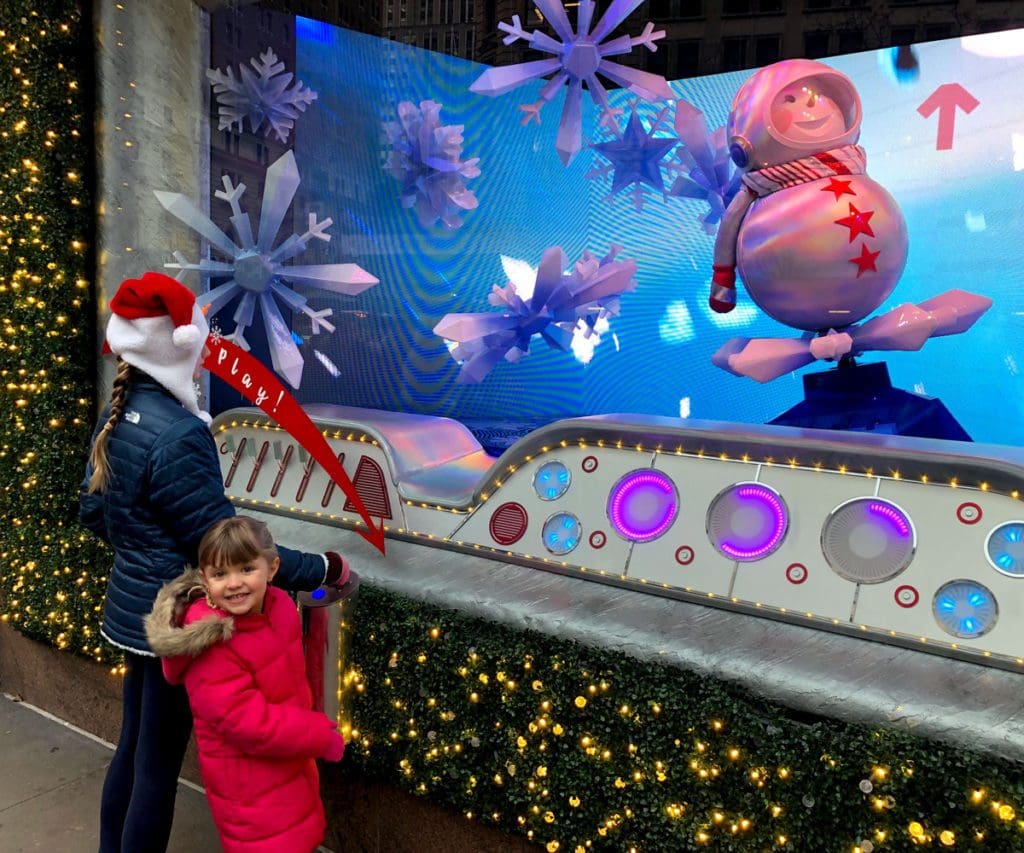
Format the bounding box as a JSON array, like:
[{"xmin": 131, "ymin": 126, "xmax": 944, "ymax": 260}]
[{"xmin": 145, "ymin": 516, "xmax": 346, "ymax": 853}]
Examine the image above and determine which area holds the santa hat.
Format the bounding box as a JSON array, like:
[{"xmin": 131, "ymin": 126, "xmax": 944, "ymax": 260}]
[{"xmin": 103, "ymin": 271, "xmax": 211, "ymax": 424}]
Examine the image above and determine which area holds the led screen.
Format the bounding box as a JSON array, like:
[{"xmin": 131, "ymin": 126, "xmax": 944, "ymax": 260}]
[{"xmin": 280, "ymin": 18, "xmax": 1024, "ymax": 446}]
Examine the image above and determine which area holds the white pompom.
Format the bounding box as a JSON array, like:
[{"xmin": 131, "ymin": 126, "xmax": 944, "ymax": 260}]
[{"xmin": 172, "ymin": 324, "xmax": 202, "ymax": 348}]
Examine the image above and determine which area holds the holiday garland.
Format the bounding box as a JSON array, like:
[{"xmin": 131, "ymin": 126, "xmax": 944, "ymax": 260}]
[{"xmin": 0, "ymin": 0, "xmax": 111, "ymax": 659}]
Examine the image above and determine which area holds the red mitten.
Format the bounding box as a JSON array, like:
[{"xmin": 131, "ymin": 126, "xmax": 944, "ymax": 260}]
[
  {"xmin": 324, "ymin": 551, "xmax": 350, "ymax": 588},
  {"xmin": 322, "ymin": 728, "xmax": 346, "ymax": 762},
  {"xmin": 710, "ymin": 264, "xmax": 737, "ymax": 314}
]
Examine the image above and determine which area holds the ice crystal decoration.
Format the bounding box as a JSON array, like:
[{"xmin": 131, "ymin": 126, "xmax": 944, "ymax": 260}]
[
  {"xmin": 155, "ymin": 150, "xmax": 379, "ymax": 389},
  {"xmin": 433, "ymin": 244, "xmax": 637, "ymax": 383},
  {"xmin": 207, "ymin": 48, "xmax": 318, "ymax": 143},
  {"xmin": 384, "ymin": 99, "xmax": 481, "ymax": 229},
  {"xmin": 668, "ymin": 100, "xmax": 743, "ymax": 233},
  {"xmin": 469, "ymin": 0, "xmax": 673, "ymax": 165},
  {"xmin": 587, "ymin": 105, "xmax": 678, "ymax": 210}
]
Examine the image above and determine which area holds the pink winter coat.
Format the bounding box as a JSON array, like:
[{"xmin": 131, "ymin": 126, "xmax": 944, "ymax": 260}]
[{"xmin": 145, "ymin": 570, "xmax": 343, "ymax": 853}]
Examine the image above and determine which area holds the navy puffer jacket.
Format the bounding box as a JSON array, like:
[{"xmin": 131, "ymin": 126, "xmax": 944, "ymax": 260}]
[{"xmin": 80, "ymin": 376, "xmax": 326, "ymax": 654}]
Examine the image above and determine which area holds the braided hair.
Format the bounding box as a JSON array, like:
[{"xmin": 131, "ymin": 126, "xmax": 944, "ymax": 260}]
[{"xmin": 87, "ymin": 358, "xmax": 134, "ymax": 494}]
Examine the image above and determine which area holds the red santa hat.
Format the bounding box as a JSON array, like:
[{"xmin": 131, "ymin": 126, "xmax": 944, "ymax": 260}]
[{"xmin": 103, "ymin": 271, "xmax": 211, "ymax": 423}]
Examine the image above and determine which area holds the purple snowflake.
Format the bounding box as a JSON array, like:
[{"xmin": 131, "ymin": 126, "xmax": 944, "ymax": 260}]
[
  {"xmin": 433, "ymin": 245, "xmax": 637, "ymax": 383},
  {"xmin": 384, "ymin": 99, "xmax": 481, "ymax": 230},
  {"xmin": 469, "ymin": 0, "xmax": 674, "ymax": 165},
  {"xmin": 668, "ymin": 100, "xmax": 743, "ymax": 233}
]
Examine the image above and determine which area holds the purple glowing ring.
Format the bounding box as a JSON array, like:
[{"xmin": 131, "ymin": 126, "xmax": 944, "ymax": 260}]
[
  {"xmin": 821, "ymin": 497, "xmax": 916, "ymax": 584},
  {"xmin": 706, "ymin": 482, "xmax": 789, "ymax": 562},
  {"xmin": 607, "ymin": 470, "xmax": 679, "ymax": 543}
]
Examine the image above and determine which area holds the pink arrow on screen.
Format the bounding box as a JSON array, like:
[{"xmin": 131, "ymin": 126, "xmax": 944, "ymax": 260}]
[{"xmin": 917, "ymin": 83, "xmax": 979, "ymax": 151}]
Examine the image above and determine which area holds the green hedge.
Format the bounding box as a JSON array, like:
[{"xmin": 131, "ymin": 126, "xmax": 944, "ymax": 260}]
[
  {"xmin": 345, "ymin": 585, "xmax": 1024, "ymax": 852},
  {"xmin": 0, "ymin": 0, "xmax": 111, "ymax": 660}
]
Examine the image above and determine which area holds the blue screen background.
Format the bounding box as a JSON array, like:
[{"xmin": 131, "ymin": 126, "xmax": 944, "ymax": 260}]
[{"xmin": 289, "ymin": 18, "xmax": 1024, "ymax": 446}]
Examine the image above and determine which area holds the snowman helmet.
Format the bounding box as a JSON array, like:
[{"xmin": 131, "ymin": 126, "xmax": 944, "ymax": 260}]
[{"xmin": 727, "ymin": 59, "xmax": 861, "ymax": 171}]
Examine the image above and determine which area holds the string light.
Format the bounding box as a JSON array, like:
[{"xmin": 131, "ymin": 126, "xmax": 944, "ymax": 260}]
[{"xmin": 0, "ymin": 4, "xmax": 106, "ymax": 660}]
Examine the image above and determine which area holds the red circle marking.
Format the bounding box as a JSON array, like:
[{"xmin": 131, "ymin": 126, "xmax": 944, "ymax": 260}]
[
  {"xmin": 589, "ymin": 530, "xmax": 606, "ymax": 549},
  {"xmin": 581, "ymin": 455, "xmax": 598, "ymax": 473},
  {"xmin": 675, "ymin": 545, "xmax": 694, "ymax": 565},
  {"xmin": 956, "ymin": 502, "xmax": 982, "ymax": 525},
  {"xmin": 489, "ymin": 502, "xmax": 528, "ymax": 546},
  {"xmin": 786, "ymin": 563, "xmax": 808, "ymax": 585},
  {"xmin": 894, "ymin": 585, "xmax": 919, "ymax": 608}
]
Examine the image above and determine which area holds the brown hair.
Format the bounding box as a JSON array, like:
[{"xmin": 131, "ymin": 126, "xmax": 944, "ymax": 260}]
[
  {"xmin": 87, "ymin": 359, "xmax": 134, "ymax": 494},
  {"xmin": 198, "ymin": 516, "xmax": 278, "ymax": 571}
]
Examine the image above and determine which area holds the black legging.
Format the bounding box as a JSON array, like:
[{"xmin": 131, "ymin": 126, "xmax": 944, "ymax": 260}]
[{"xmin": 99, "ymin": 652, "xmax": 193, "ymax": 853}]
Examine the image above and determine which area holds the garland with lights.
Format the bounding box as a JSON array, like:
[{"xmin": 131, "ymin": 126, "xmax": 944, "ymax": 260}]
[
  {"xmin": 343, "ymin": 585, "xmax": 1024, "ymax": 852},
  {"xmin": 0, "ymin": 1, "xmax": 110, "ymax": 660}
]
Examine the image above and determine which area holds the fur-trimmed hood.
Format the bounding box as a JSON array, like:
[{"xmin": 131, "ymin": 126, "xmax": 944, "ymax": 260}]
[{"xmin": 144, "ymin": 568, "xmax": 234, "ymax": 684}]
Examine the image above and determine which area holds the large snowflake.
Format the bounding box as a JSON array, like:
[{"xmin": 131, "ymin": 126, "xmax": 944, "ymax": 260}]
[
  {"xmin": 384, "ymin": 99, "xmax": 481, "ymax": 229},
  {"xmin": 207, "ymin": 48, "xmax": 318, "ymax": 143},
  {"xmin": 668, "ymin": 100, "xmax": 743, "ymax": 233},
  {"xmin": 433, "ymin": 244, "xmax": 636, "ymax": 383},
  {"xmin": 469, "ymin": 0, "xmax": 673, "ymax": 165},
  {"xmin": 587, "ymin": 105, "xmax": 678, "ymax": 211},
  {"xmin": 155, "ymin": 150, "xmax": 379, "ymax": 389}
]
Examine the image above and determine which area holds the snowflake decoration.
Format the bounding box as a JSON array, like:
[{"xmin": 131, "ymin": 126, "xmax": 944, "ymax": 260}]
[
  {"xmin": 384, "ymin": 99, "xmax": 481, "ymax": 229},
  {"xmin": 433, "ymin": 244, "xmax": 637, "ymax": 383},
  {"xmin": 587, "ymin": 105, "xmax": 678, "ymax": 211},
  {"xmin": 668, "ymin": 100, "xmax": 743, "ymax": 233},
  {"xmin": 469, "ymin": 0, "xmax": 673, "ymax": 165},
  {"xmin": 155, "ymin": 150, "xmax": 379, "ymax": 389},
  {"xmin": 207, "ymin": 48, "xmax": 318, "ymax": 143}
]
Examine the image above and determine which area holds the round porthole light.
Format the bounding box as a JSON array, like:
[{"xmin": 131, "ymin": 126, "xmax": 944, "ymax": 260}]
[
  {"xmin": 706, "ymin": 482, "xmax": 789, "ymax": 562},
  {"xmin": 607, "ymin": 470, "xmax": 678, "ymax": 543},
  {"xmin": 821, "ymin": 497, "xmax": 915, "ymax": 584},
  {"xmin": 985, "ymin": 521, "xmax": 1024, "ymax": 577},
  {"xmin": 541, "ymin": 512, "xmax": 582, "ymax": 556},
  {"xmin": 933, "ymin": 579, "xmax": 998, "ymax": 640},
  {"xmin": 533, "ymin": 460, "xmax": 571, "ymax": 501}
]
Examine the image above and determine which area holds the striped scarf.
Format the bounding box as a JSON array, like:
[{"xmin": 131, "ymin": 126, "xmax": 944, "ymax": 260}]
[{"xmin": 742, "ymin": 144, "xmax": 866, "ymax": 198}]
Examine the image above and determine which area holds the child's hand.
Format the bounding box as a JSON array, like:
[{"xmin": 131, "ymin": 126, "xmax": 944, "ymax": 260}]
[
  {"xmin": 324, "ymin": 551, "xmax": 350, "ymax": 588},
  {"xmin": 322, "ymin": 728, "xmax": 345, "ymax": 762}
]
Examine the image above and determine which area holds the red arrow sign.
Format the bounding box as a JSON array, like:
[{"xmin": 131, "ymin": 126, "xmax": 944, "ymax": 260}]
[
  {"xmin": 917, "ymin": 83, "xmax": 979, "ymax": 151},
  {"xmin": 204, "ymin": 335, "xmax": 387, "ymax": 554}
]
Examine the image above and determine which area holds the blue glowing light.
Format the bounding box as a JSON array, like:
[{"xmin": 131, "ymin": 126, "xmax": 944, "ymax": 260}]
[
  {"xmin": 542, "ymin": 512, "xmax": 582, "ymax": 556},
  {"xmin": 932, "ymin": 580, "xmax": 997, "ymax": 640},
  {"xmin": 311, "ymin": 588, "xmax": 326, "ymax": 600},
  {"xmin": 534, "ymin": 461, "xmax": 571, "ymax": 502},
  {"xmin": 986, "ymin": 522, "xmax": 1024, "ymax": 577}
]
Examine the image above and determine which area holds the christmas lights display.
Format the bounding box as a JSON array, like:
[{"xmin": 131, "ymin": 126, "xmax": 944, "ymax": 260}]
[
  {"xmin": 0, "ymin": 2, "xmax": 111, "ymax": 662},
  {"xmin": 344, "ymin": 585, "xmax": 1024, "ymax": 852}
]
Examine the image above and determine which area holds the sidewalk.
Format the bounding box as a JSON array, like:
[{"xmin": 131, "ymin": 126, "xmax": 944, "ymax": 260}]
[{"xmin": 0, "ymin": 692, "xmax": 220, "ymax": 852}]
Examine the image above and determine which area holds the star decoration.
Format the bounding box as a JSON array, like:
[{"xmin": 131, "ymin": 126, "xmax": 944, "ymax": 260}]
[
  {"xmin": 469, "ymin": 0, "xmax": 673, "ymax": 165},
  {"xmin": 835, "ymin": 203, "xmax": 875, "ymax": 242},
  {"xmin": 821, "ymin": 177, "xmax": 855, "ymax": 202},
  {"xmin": 588, "ymin": 107, "xmax": 677, "ymax": 210},
  {"xmin": 849, "ymin": 242, "xmax": 881, "ymax": 277}
]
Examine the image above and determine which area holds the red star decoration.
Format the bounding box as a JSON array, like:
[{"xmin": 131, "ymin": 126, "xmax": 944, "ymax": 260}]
[
  {"xmin": 849, "ymin": 243, "xmax": 881, "ymax": 278},
  {"xmin": 821, "ymin": 177, "xmax": 855, "ymax": 201},
  {"xmin": 835, "ymin": 203, "xmax": 875, "ymax": 242}
]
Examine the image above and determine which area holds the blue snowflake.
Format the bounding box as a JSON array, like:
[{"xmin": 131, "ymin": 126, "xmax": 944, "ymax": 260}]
[{"xmin": 588, "ymin": 105, "xmax": 678, "ymax": 211}]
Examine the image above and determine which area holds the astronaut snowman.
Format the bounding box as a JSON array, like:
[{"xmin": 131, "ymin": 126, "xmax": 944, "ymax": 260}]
[{"xmin": 705, "ymin": 59, "xmax": 990, "ymax": 384}]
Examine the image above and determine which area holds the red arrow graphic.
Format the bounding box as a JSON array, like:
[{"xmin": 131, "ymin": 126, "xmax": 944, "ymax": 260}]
[
  {"xmin": 204, "ymin": 335, "xmax": 387, "ymax": 554},
  {"xmin": 917, "ymin": 83, "xmax": 979, "ymax": 151}
]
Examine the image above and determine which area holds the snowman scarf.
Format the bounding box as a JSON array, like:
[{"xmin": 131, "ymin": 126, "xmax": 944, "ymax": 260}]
[
  {"xmin": 713, "ymin": 144, "xmax": 867, "ymax": 268},
  {"xmin": 741, "ymin": 144, "xmax": 866, "ymax": 197}
]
